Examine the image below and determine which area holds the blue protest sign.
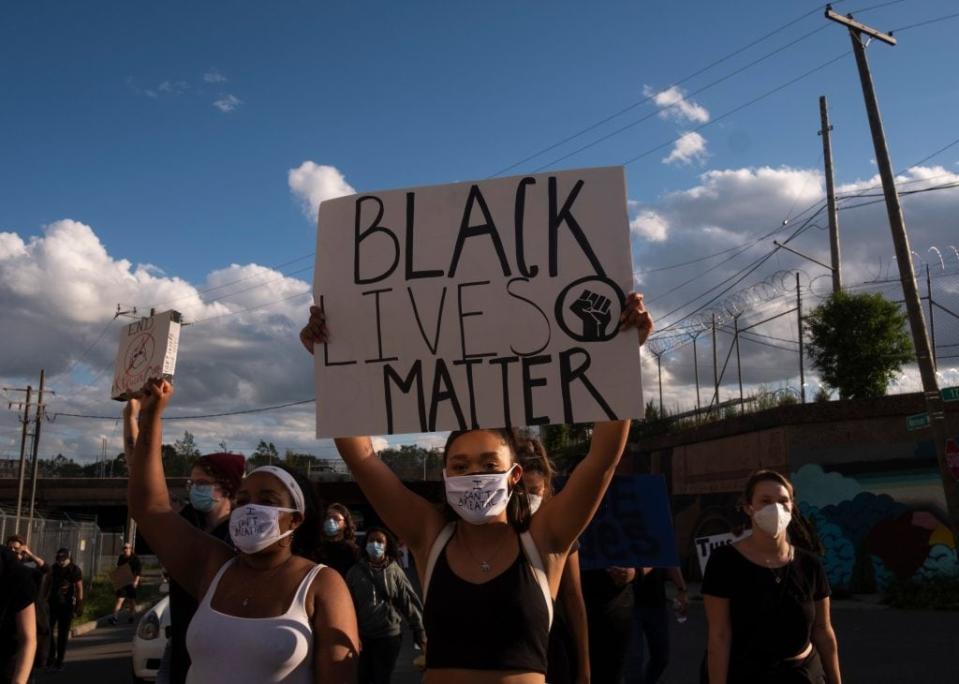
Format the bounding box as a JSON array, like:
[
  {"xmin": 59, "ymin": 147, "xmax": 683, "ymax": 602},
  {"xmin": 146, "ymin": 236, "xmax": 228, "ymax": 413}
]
[{"xmin": 572, "ymin": 474, "xmax": 679, "ymax": 570}]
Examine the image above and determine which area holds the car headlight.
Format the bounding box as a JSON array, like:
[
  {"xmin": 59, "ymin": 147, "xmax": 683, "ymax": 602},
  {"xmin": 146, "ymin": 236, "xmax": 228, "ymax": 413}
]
[{"xmin": 137, "ymin": 612, "xmax": 160, "ymax": 640}]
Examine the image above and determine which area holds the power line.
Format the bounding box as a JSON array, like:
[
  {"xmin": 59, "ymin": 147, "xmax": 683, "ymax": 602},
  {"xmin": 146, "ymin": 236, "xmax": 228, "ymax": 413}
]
[
  {"xmin": 489, "ymin": 1, "xmax": 847, "ymax": 177},
  {"xmin": 51, "ymin": 398, "xmax": 316, "ymax": 422},
  {"xmin": 890, "ymin": 11, "xmax": 959, "ymax": 34}
]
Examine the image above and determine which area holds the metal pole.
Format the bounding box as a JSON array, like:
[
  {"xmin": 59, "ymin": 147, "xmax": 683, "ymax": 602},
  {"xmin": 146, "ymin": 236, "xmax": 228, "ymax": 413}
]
[
  {"xmin": 14, "ymin": 386, "xmax": 32, "ymax": 533},
  {"xmin": 25, "ymin": 370, "xmax": 45, "ymax": 546},
  {"xmin": 711, "ymin": 313, "xmax": 719, "ymax": 410},
  {"xmin": 832, "ymin": 14, "xmax": 958, "ymax": 528},
  {"xmin": 797, "ymin": 274, "xmax": 806, "ymax": 403},
  {"xmin": 657, "ymin": 354, "xmax": 664, "ymax": 417},
  {"xmin": 692, "ymin": 336, "xmax": 701, "ymax": 411},
  {"xmin": 734, "ymin": 315, "xmax": 744, "ymax": 414},
  {"xmin": 927, "ymin": 264, "xmax": 936, "ymax": 369},
  {"xmin": 820, "ymin": 95, "xmax": 842, "ymax": 292}
]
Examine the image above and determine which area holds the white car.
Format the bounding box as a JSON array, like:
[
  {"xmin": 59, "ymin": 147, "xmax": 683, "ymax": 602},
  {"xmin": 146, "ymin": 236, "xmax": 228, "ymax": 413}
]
[{"xmin": 131, "ymin": 595, "xmax": 170, "ymax": 682}]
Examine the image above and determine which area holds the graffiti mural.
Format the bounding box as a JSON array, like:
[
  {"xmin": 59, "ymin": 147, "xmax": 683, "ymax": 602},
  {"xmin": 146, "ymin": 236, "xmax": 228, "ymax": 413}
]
[{"xmin": 792, "ymin": 464, "xmax": 959, "ymax": 592}]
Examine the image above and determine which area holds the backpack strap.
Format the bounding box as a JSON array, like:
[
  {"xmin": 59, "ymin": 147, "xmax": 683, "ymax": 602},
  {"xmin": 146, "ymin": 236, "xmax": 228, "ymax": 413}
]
[
  {"xmin": 519, "ymin": 531, "xmax": 554, "ymax": 628},
  {"xmin": 422, "ymin": 522, "xmax": 456, "ymax": 603}
]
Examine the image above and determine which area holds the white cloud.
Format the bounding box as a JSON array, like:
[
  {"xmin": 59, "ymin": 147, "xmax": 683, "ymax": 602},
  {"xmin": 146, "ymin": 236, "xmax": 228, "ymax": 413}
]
[
  {"xmin": 630, "ymin": 209, "xmax": 669, "ymax": 242},
  {"xmin": 663, "ymin": 131, "xmax": 708, "ymax": 165},
  {"xmin": 157, "ymin": 80, "xmax": 189, "ymax": 95},
  {"xmin": 643, "ymin": 85, "xmax": 710, "ymax": 124},
  {"xmin": 212, "ymin": 94, "xmax": 242, "ymax": 113},
  {"xmin": 203, "ymin": 69, "xmax": 227, "ymax": 84},
  {"xmin": 288, "ymin": 162, "xmax": 356, "ymax": 219}
]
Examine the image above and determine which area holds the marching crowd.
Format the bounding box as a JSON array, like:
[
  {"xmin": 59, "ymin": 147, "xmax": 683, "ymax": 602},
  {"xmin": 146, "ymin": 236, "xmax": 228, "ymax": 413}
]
[{"xmin": 0, "ymin": 295, "xmax": 841, "ymax": 684}]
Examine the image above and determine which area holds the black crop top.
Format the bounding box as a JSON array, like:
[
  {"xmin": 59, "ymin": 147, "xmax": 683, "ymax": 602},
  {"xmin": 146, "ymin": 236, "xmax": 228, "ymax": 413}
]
[
  {"xmin": 423, "ymin": 538, "xmax": 551, "ymax": 673},
  {"xmin": 702, "ymin": 544, "xmax": 831, "ymax": 664}
]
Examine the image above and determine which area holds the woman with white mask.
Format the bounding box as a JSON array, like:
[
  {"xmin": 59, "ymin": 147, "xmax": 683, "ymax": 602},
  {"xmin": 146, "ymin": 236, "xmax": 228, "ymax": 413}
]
[
  {"xmin": 702, "ymin": 470, "xmax": 842, "ymax": 684},
  {"xmin": 127, "ymin": 378, "xmax": 359, "ymax": 683},
  {"xmin": 300, "ymin": 291, "xmax": 653, "ymax": 684}
]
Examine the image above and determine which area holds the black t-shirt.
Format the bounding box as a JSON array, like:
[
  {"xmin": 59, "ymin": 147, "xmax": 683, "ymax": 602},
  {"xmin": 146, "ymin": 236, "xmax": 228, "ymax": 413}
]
[
  {"xmin": 49, "ymin": 562, "xmax": 83, "ymax": 607},
  {"xmin": 0, "ymin": 548, "xmax": 38, "ymax": 667},
  {"xmin": 169, "ymin": 506, "xmax": 233, "ymax": 684},
  {"xmin": 317, "ymin": 540, "xmax": 358, "ymax": 577},
  {"xmin": 117, "ymin": 553, "xmax": 142, "ymax": 578},
  {"xmin": 702, "ymin": 544, "xmax": 830, "ymax": 664}
]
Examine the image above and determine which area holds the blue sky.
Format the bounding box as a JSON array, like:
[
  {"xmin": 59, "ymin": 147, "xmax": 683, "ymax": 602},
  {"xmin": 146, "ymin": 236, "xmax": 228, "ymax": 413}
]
[
  {"xmin": 2, "ymin": 0, "xmax": 959, "ymax": 459},
  {"xmin": 3, "ymin": 0, "xmax": 956, "ymax": 282}
]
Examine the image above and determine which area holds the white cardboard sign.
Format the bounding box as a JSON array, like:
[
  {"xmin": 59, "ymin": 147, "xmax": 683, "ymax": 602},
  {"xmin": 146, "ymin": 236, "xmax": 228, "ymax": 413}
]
[
  {"xmin": 111, "ymin": 310, "xmax": 182, "ymax": 400},
  {"xmin": 312, "ymin": 166, "xmax": 643, "ymax": 438},
  {"xmin": 694, "ymin": 529, "xmax": 752, "ymax": 576}
]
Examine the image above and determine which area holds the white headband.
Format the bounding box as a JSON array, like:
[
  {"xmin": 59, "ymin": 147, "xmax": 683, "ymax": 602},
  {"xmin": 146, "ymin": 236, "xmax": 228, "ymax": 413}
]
[{"xmin": 249, "ymin": 466, "xmax": 306, "ymax": 514}]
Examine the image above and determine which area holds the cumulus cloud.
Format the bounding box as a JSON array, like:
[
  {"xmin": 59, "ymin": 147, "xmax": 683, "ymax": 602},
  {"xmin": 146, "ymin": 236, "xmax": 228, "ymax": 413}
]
[
  {"xmin": 643, "ymin": 85, "xmax": 710, "ymax": 124},
  {"xmin": 203, "ymin": 69, "xmax": 227, "ymax": 84},
  {"xmin": 663, "ymin": 132, "xmax": 708, "ymax": 165},
  {"xmin": 288, "ymin": 162, "xmax": 356, "ymax": 219},
  {"xmin": 630, "ymin": 209, "xmax": 669, "ymax": 242},
  {"xmin": 212, "ymin": 94, "xmax": 242, "ymax": 113}
]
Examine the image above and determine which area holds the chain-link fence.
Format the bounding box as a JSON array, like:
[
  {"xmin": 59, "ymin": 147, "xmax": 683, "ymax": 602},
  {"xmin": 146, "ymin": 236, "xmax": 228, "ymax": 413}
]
[{"xmin": 0, "ymin": 506, "xmax": 103, "ymax": 582}]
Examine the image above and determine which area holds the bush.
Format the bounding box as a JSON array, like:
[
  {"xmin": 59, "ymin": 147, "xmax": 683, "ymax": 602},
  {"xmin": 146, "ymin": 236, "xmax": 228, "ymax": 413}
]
[{"xmin": 883, "ymin": 577, "xmax": 959, "ymax": 611}]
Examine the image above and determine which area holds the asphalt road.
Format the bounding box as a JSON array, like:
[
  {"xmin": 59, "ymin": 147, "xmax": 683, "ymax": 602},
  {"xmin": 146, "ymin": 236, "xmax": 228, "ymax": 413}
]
[{"xmin": 25, "ymin": 600, "xmax": 959, "ymax": 683}]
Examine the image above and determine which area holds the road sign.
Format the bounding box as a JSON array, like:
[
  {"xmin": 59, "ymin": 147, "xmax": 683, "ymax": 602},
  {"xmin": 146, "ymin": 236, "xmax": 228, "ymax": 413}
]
[
  {"xmin": 941, "ymin": 386, "xmax": 959, "ymax": 403},
  {"xmin": 946, "ymin": 439, "xmax": 959, "ymax": 481},
  {"xmin": 906, "ymin": 412, "xmax": 930, "ymax": 431}
]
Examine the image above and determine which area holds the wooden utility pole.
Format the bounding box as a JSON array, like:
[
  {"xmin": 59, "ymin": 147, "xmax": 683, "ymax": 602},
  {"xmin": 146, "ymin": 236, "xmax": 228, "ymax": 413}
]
[
  {"xmin": 796, "ymin": 273, "xmax": 806, "ymax": 403},
  {"xmin": 711, "ymin": 313, "xmax": 719, "ymax": 410},
  {"xmin": 827, "ymin": 6, "xmax": 959, "ymax": 530},
  {"xmin": 25, "ymin": 370, "xmax": 46, "ymax": 546},
  {"xmin": 5, "ymin": 385, "xmax": 33, "ymax": 532},
  {"xmin": 819, "ymin": 95, "xmax": 843, "ymax": 293}
]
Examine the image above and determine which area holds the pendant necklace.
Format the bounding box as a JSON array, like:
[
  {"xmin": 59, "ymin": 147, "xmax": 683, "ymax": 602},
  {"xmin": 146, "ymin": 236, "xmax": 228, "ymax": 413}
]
[
  {"xmin": 240, "ymin": 556, "xmax": 292, "ymax": 607},
  {"xmin": 764, "ymin": 545, "xmax": 794, "ymax": 584},
  {"xmin": 460, "ymin": 526, "xmax": 509, "ymax": 573}
]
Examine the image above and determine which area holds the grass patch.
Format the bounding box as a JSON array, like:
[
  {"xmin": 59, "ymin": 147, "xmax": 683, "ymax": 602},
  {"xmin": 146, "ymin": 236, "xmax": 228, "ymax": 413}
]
[{"xmin": 73, "ymin": 576, "xmax": 163, "ymax": 626}]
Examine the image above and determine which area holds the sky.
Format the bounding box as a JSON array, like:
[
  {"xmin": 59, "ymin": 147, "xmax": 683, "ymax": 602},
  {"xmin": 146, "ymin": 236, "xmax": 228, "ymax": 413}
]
[{"xmin": 2, "ymin": 0, "xmax": 959, "ymax": 463}]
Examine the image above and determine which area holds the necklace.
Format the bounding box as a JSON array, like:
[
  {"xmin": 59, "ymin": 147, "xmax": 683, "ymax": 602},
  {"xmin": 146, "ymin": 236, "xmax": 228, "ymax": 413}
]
[
  {"xmin": 238, "ymin": 556, "xmax": 293, "ymax": 607},
  {"xmin": 459, "ymin": 525, "xmax": 510, "ymax": 573},
  {"xmin": 763, "ymin": 545, "xmax": 794, "ymax": 584}
]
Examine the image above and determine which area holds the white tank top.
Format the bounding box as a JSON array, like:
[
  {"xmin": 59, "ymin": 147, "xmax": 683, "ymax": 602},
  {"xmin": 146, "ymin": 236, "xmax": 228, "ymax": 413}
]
[{"xmin": 185, "ymin": 558, "xmax": 325, "ymax": 683}]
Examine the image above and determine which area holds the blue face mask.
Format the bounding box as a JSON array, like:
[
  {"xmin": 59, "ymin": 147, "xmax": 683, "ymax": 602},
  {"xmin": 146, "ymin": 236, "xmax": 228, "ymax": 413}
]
[
  {"xmin": 366, "ymin": 542, "xmax": 386, "ymax": 561},
  {"xmin": 189, "ymin": 485, "xmax": 219, "ymax": 513},
  {"xmin": 323, "ymin": 518, "xmax": 342, "ymax": 537}
]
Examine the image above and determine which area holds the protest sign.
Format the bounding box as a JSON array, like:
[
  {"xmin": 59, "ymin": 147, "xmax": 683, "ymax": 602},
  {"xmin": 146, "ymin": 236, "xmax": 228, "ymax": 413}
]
[
  {"xmin": 694, "ymin": 529, "xmax": 752, "ymax": 576},
  {"xmin": 312, "ymin": 167, "xmax": 642, "ymax": 437},
  {"xmin": 573, "ymin": 474, "xmax": 679, "ymax": 570},
  {"xmin": 111, "ymin": 310, "xmax": 182, "ymax": 400}
]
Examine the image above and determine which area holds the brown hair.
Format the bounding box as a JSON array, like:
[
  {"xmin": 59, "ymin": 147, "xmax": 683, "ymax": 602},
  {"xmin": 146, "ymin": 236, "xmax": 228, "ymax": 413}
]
[
  {"xmin": 443, "ymin": 428, "xmax": 532, "ymax": 531},
  {"xmin": 515, "ymin": 433, "xmax": 557, "ymax": 499},
  {"xmin": 193, "ymin": 456, "xmax": 240, "ymax": 499},
  {"xmin": 741, "ymin": 469, "xmax": 823, "ymax": 555},
  {"xmin": 6, "ymin": 535, "xmax": 25, "ymax": 546},
  {"xmin": 325, "ymin": 503, "xmax": 357, "ymax": 542}
]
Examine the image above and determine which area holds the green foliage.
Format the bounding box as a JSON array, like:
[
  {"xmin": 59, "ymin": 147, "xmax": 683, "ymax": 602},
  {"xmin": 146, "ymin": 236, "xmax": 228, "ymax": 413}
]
[
  {"xmin": 883, "ymin": 577, "xmax": 959, "ymax": 610},
  {"xmin": 378, "ymin": 444, "xmax": 442, "ymax": 480},
  {"xmin": 804, "ymin": 291, "xmax": 913, "ymax": 399},
  {"xmin": 174, "ymin": 431, "xmax": 200, "ymax": 459},
  {"xmin": 248, "ymin": 440, "xmax": 279, "ymax": 468}
]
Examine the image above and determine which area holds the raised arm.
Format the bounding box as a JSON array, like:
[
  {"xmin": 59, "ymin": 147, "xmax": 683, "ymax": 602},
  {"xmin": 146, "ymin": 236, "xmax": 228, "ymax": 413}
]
[
  {"xmin": 127, "ymin": 379, "xmax": 233, "ymax": 598},
  {"xmin": 123, "ymin": 397, "xmax": 139, "ymax": 473},
  {"xmin": 533, "ymin": 293, "xmax": 651, "ymax": 553},
  {"xmin": 301, "ymin": 305, "xmax": 445, "ymax": 554},
  {"xmin": 332, "ymin": 437, "xmax": 445, "ymax": 556}
]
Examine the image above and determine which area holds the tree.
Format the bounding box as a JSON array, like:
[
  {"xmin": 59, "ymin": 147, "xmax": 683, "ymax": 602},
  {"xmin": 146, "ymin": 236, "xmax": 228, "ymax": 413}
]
[
  {"xmin": 805, "ymin": 291, "xmax": 913, "ymax": 399},
  {"xmin": 174, "ymin": 431, "xmax": 201, "ymax": 459},
  {"xmin": 249, "ymin": 440, "xmax": 279, "ymax": 468}
]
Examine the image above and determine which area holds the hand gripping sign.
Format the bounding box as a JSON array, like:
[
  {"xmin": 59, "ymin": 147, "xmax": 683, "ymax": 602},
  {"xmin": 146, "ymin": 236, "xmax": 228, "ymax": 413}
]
[
  {"xmin": 312, "ymin": 167, "xmax": 643, "ymax": 437},
  {"xmin": 111, "ymin": 310, "xmax": 182, "ymax": 400}
]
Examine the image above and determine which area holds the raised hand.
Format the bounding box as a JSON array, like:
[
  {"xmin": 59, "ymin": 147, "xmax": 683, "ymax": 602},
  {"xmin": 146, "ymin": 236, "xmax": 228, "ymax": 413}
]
[
  {"xmin": 299, "ymin": 305, "xmax": 328, "ymax": 355},
  {"xmin": 569, "ymin": 290, "xmax": 613, "ymax": 341},
  {"xmin": 619, "ymin": 292, "xmax": 654, "ymax": 346},
  {"xmin": 138, "ymin": 378, "xmax": 174, "ymax": 416}
]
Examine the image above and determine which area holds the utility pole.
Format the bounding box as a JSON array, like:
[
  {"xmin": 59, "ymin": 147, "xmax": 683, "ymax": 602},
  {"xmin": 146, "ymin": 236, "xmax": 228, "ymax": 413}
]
[
  {"xmin": 797, "ymin": 273, "xmax": 806, "ymax": 403},
  {"xmin": 711, "ymin": 313, "xmax": 720, "ymax": 410},
  {"xmin": 827, "ymin": 6, "xmax": 959, "ymax": 530},
  {"xmin": 691, "ymin": 335, "xmax": 702, "ymax": 412},
  {"xmin": 5, "ymin": 385, "xmax": 33, "ymax": 533},
  {"xmin": 819, "ymin": 95, "xmax": 843, "ymax": 292},
  {"xmin": 734, "ymin": 315, "xmax": 745, "ymax": 414},
  {"xmin": 25, "ymin": 370, "xmax": 46, "ymax": 546}
]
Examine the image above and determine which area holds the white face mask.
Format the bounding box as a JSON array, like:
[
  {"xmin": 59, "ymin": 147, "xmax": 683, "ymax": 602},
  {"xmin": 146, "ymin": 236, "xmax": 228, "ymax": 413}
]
[
  {"xmin": 229, "ymin": 504, "xmax": 298, "ymax": 554},
  {"xmin": 443, "ymin": 466, "xmax": 516, "ymax": 525},
  {"xmin": 528, "ymin": 494, "xmax": 543, "ymax": 515},
  {"xmin": 752, "ymin": 503, "xmax": 792, "ymax": 537}
]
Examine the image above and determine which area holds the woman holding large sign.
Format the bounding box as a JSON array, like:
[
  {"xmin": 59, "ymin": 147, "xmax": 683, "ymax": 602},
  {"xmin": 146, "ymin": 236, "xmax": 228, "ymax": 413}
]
[
  {"xmin": 127, "ymin": 380, "xmax": 359, "ymax": 683},
  {"xmin": 300, "ymin": 292, "xmax": 651, "ymax": 683}
]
